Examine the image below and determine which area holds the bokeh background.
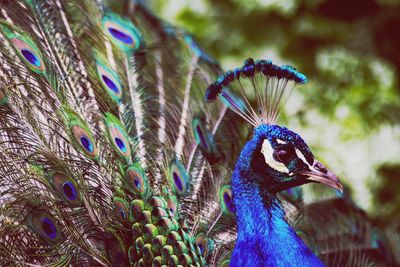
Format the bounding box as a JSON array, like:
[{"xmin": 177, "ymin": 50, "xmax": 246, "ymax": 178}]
[{"xmin": 148, "ymin": 0, "xmax": 400, "ymax": 232}]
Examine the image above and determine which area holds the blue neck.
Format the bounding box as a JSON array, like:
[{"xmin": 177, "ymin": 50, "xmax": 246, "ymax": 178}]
[{"xmin": 230, "ymin": 148, "xmax": 325, "ymax": 266}]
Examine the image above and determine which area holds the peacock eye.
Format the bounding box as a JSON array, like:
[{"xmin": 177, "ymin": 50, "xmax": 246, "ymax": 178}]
[
  {"xmin": 273, "ymin": 148, "xmax": 295, "ymax": 163},
  {"xmin": 261, "ymin": 139, "xmax": 290, "ymax": 173}
]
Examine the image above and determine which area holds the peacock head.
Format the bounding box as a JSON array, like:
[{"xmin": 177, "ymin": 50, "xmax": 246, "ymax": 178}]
[
  {"xmin": 238, "ymin": 123, "xmax": 342, "ymax": 194},
  {"xmin": 205, "ymin": 58, "xmax": 342, "ymax": 194}
]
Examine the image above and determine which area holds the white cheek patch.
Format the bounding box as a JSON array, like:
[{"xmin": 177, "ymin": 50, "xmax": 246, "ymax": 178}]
[
  {"xmin": 261, "ymin": 139, "xmax": 289, "ymax": 174},
  {"xmin": 295, "ymin": 148, "xmax": 311, "ymax": 167}
]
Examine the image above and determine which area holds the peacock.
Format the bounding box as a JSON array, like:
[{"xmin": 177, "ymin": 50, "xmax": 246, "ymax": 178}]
[{"xmin": 0, "ymin": 0, "xmax": 397, "ymax": 266}]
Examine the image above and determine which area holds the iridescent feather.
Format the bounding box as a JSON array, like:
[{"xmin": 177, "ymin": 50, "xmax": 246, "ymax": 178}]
[{"xmin": 0, "ymin": 1, "xmax": 397, "ymax": 267}]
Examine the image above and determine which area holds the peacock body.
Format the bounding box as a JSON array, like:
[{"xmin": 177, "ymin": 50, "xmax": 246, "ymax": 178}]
[{"xmin": 0, "ymin": 1, "xmax": 397, "ymax": 266}]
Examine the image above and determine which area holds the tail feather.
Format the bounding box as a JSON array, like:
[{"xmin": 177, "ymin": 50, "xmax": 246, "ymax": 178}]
[{"xmin": 0, "ymin": 0, "xmax": 245, "ymax": 265}]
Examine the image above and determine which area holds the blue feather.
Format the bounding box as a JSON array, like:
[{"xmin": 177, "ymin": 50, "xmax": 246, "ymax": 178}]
[{"xmin": 230, "ymin": 124, "xmax": 324, "ymax": 266}]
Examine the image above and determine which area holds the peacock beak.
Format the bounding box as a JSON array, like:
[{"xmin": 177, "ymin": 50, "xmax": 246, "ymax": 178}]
[{"xmin": 302, "ymin": 160, "xmax": 343, "ymax": 193}]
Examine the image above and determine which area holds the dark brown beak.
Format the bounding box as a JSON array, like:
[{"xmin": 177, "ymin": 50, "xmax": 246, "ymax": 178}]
[{"xmin": 301, "ymin": 160, "xmax": 343, "ymax": 193}]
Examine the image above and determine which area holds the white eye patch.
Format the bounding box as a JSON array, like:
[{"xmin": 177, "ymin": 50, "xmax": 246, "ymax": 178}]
[
  {"xmin": 295, "ymin": 148, "xmax": 311, "ymax": 167},
  {"xmin": 261, "ymin": 139, "xmax": 290, "ymax": 174},
  {"xmin": 276, "ymin": 139, "xmax": 287, "ymax": 144}
]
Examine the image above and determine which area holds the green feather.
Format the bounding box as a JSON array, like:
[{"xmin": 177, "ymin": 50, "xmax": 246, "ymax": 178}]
[
  {"xmin": 125, "ymin": 163, "xmax": 150, "ymax": 198},
  {"xmin": 0, "ymin": 20, "xmax": 46, "ymax": 74},
  {"xmin": 63, "ymin": 109, "xmax": 98, "ymax": 159},
  {"xmin": 104, "ymin": 112, "xmax": 132, "ymax": 161},
  {"xmin": 102, "ymin": 12, "xmax": 143, "ymax": 52},
  {"xmin": 95, "ymin": 54, "xmax": 124, "ymax": 103}
]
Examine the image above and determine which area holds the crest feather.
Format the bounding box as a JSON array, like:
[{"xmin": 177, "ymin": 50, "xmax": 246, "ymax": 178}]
[{"xmin": 205, "ymin": 58, "xmax": 307, "ymax": 126}]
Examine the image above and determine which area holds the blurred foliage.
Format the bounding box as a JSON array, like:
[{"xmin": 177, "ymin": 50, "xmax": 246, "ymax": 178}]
[
  {"xmin": 372, "ymin": 164, "xmax": 400, "ymax": 227},
  {"xmin": 148, "ymin": 0, "xmax": 400, "ymax": 225}
]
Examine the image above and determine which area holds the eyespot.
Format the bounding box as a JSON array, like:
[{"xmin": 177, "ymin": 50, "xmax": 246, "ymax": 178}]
[
  {"xmin": 62, "ymin": 182, "xmax": 78, "ymax": 201},
  {"xmin": 219, "ymin": 185, "xmax": 235, "ymax": 214},
  {"xmin": 192, "ymin": 115, "xmax": 225, "ymax": 164},
  {"xmin": 169, "ymin": 159, "xmax": 190, "ymax": 195},
  {"xmin": 70, "ymin": 124, "xmax": 98, "ymax": 159},
  {"xmin": 165, "ymin": 194, "xmax": 179, "ymax": 218},
  {"xmin": 27, "ymin": 210, "xmax": 63, "ymax": 244},
  {"xmin": 0, "ymin": 22, "xmax": 46, "ymax": 74},
  {"xmin": 113, "ymin": 197, "xmax": 130, "ymax": 223},
  {"xmin": 109, "ymin": 28, "xmax": 133, "ymax": 44},
  {"xmin": 10, "ymin": 37, "xmax": 46, "ymax": 74},
  {"xmin": 173, "ymin": 172, "xmax": 183, "ymax": 191},
  {"xmin": 22, "ymin": 49, "xmax": 39, "ymax": 65},
  {"xmin": 96, "ymin": 62, "xmax": 123, "ymax": 103},
  {"xmin": 49, "ymin": 173, "xmax": 81, "ymax": 207},
  {"xmin": 102, "ymin": 13, "xmax": 142, "ymax": 51},
  {"xmin": 192, "ymin": 117, "xmax": 210, "ymax": 151},
  {"xmin": 104, "ymin": 113, "xmax": 131, "ymax": 160},
  {"xmin": 261, "ymin": 139, "xmax": 289, "ymax": 173},
  {"xmin": 125, "ymin": 164, "xmax": 148, "ymax": 196},
  {"xmin": 66, "ymin": 111, "xmax": 98, "ymax": 158},
  {"xmin": 195, "ymin": 233, "xmax": 207, "ymax": 254}
]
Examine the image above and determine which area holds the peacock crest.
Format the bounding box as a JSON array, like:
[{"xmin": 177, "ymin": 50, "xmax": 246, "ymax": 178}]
[{"xmin": 206, "ymin": 58, "xmax": 307, "ymax": 126}]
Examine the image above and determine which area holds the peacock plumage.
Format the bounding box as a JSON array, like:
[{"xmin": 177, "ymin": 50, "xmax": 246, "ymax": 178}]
[{"xmin": 0, "ymin": 1, "xmax": 398, "ymax": 266}]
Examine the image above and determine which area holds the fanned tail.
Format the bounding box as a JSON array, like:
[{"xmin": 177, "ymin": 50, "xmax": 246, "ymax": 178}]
[{"xmin": 0, "ymin": 0, "xmax": 246, "ymax": 266}]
